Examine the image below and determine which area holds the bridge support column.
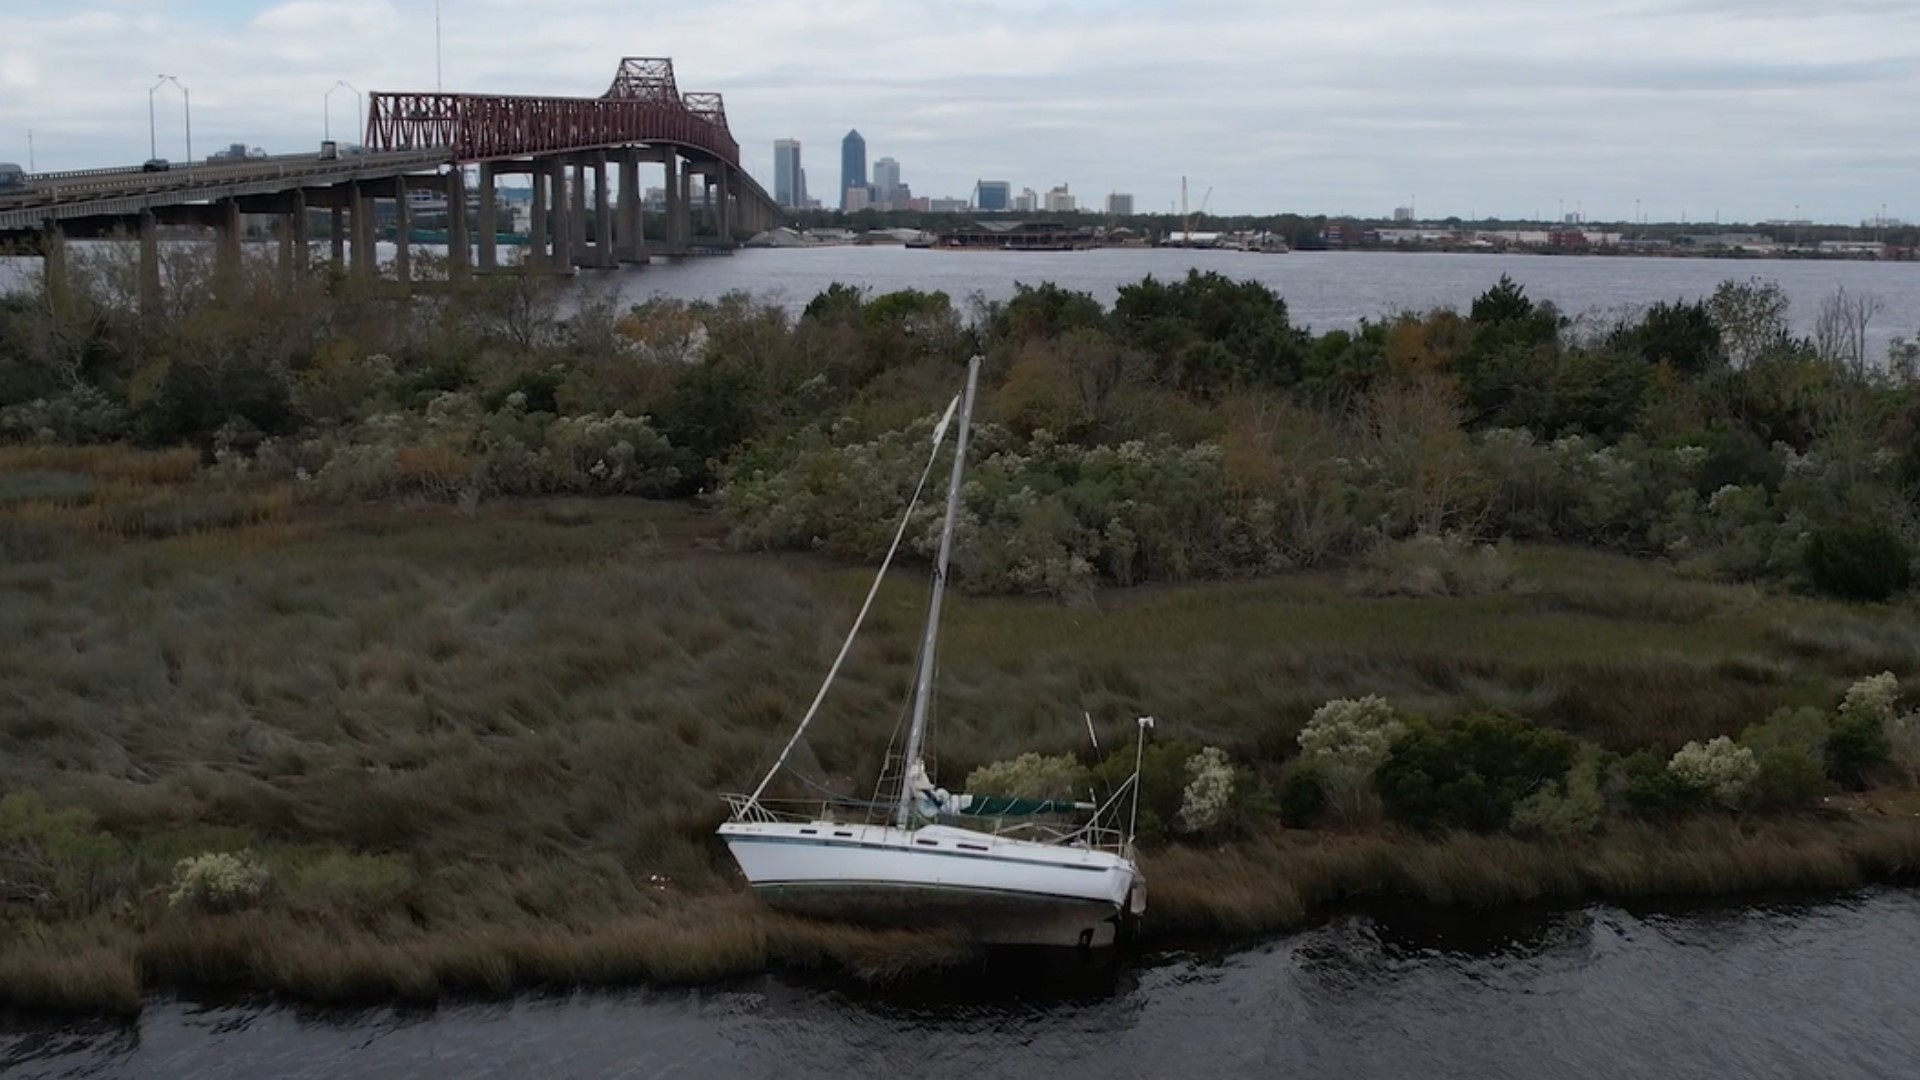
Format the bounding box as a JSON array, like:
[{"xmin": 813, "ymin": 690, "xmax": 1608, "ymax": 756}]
[
  {"xmin": 477, "ymin": 163, "xmax": 498, "ymax": 271},
  {"xmin": 349, "ymin": 181, "xmax": 372, "ymax": 282},
  {"xmin": 392, "ymin": 176, "xmax": 412, "ymax": 291},
  {"xmin": 446, "ymin": 167, "xmax": 469, "ymax": 281},
  {"xmin": 617, "ymin": 148, "xmax": 644, "ymax": 263},
  {"xmin": 551, "ymin": 157, "xmax": 574, "ymax": 272},
  {"xmin": 39, "ymin": 226, "xmax": 69, "ymax": 314},
  {"xmin": 330, "ymin": 200, "xmax": 345, "ymax": 269},
  {"xmin": 138, "ymin": 210, "xmax": 161, "ymax": 314},
  {"xmin": 568, "ymin": 158, "xmax": 588, "ymax": 268},
  {"xmin": 289, "ymin": 188, "xmax": 310, "ymax": 276},
  {"xmin": 593, "ymin": 152, "xmax": 613, "ymax": 268},
  {"xmin": 716, "ymin": 165, "xmax": 733, "ymax": 244},
  {"xmin": 530, "ymin": 162, "xmax": 549, "ymax": 270},
  {"xmin": 215, "ymin": 198, "xmax": 243, "ymax": 294},
  {"xmin": 663, "ymin": 153, "xmax": 684, "ymax": 254}
]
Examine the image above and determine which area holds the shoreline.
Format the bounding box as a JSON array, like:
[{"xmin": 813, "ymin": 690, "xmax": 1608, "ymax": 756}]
[{"xmin": 5, "ymin": 809, "xmax": 1916, "ymax": 1017}]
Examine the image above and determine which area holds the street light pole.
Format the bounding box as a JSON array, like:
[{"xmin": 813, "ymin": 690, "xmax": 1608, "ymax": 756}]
[
  {"xmin": 325, "ymin": 80, "xmax": 361, "ymax": 143},
  {"xmin": 148, "ymin": 75, "xmax": 168, "ymax": 161}
]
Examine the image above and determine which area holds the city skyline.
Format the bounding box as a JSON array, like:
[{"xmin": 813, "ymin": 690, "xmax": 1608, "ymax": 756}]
[{"xmin": 1, "ymin": 2, "xmax": 1916, "ymax": 223}]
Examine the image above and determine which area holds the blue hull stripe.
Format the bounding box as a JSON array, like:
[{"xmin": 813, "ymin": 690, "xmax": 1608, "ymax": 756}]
[{"xmin": 721, "ymin": 832, "xmax": 1114, "ymax": 874}]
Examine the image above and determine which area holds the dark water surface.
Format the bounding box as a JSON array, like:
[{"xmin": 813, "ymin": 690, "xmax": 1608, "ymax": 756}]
[
  {"xmin": 6, "ymin": 888, "xmax": 1917, "ymax": 1079},
  {"xmin": 604, "ymin": 247, "xmax": 1920, "ymax": 355}
]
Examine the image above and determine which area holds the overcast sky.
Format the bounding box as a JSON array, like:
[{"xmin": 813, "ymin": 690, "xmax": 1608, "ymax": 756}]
[{"xmin": 1, "ymin": 0, "xmax": 1915, "ymax": 223}]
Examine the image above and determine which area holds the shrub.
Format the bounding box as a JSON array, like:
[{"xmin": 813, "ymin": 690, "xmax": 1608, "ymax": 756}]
[
  {"xmin": 1891, "ymin": 714, "xmax": 1920, "ymax": 787},
  {"xmin": 1277, "ymin": 764, "xmax": 1329, "ymax": 828},
  {"xmin": 1509, "ymin": 746, "xmax": 1605, "ymax": 839},
  {"xmin": 963, "ymin": 753, "xmax": 1088, "ymax": 801},
  {"xmin": 0, "ymin": 792, "xmax": 127, "ymax": 915},
  {"xmin": 1804, "ymin": 521, "xmax": 1913, "ymax": 601},
  {"xmin": 1615, "ymin": 748, "xmax": 1703, "ymax": 819},
  {"xmin": 1740, "ymin": 707, "xmax": 1832, "ymax": 808},
  {"xmin": 1175, "ymin": 746, "xmax": 1237, "ymax": 835},
  {"xmin": 1827, "ymin": 710, "xmax": 1893, "ymax": 789},
  {"xmin": 168, "ymin": 850, "xmax": 272, "ymax": 913},
  {"xmin": 1374, "ymin": 714, "xmax": 1579, "ymax": 833},
  {"xmin": 1296, "ymin": 694, "xmax": 1405, "ymax": 787},
  {"xmin": 1840, "ymin": 672, "xmax": 1901, "ymax": 723},
  {"xmin": 1667, "ymin": 736, "xmax": 1760, "ymax": 808},
  {"xmin": 1349, "ymin": 533, "xmax": 1519, "ymax": 598}
]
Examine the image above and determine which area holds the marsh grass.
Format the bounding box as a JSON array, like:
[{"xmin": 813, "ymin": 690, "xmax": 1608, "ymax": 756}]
[{"xmin": 2, "ymin": 478, "xmax": 1917, "ymax": 1012}]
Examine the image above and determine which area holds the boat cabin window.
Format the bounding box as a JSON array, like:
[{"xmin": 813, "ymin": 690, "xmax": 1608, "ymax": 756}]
[
  {"xmin": 957, "ymin": 842, "xmax": 989, "ymax": 852},
  {"xmin": 799, "ymin": 828, "xmax": 817, "ymax": 835},
  {"xmin": 833, "ymin": 830, "xmax": 853, "ymax": 838},
  {"xmin": 914, "ymin": 838, "xmax": 939, "ymax": 847}
]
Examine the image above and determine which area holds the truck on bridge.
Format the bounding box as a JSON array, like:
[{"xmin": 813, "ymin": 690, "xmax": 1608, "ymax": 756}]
[{"xmin": 0, "ymin": 162, "xmax": 26, "ymax": 190}]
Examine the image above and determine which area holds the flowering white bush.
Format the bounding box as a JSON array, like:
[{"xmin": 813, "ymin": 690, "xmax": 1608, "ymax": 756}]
[
  {"xmin": 1668, "ymin": 736, "xmax": 1761, "ymax": 808},
  {"xmin": 1175, "ymin": 746, "xmax": 1236, "ymax": 834},
  {"xmin": 964, "ymin": 752, "xmax": 1086, "ymax": 800},
  {"xmin": 1297, "ymin": 695, "xmax": 1405, "ymax": 786},
  {"xmin": 1840, "ymin": 672, "xmax": 1901, "ymax": 724},
  {"xmin": 168, "ymin": 850, "xmax": 272, "ymax": 912}
]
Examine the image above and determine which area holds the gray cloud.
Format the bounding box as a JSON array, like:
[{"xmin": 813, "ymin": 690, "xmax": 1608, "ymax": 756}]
[{"xmin": 0, "ymin": 0, "xmax": 1914, "ymax": 222}]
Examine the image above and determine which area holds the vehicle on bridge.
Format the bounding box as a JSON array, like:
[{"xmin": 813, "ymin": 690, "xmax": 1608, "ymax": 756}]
[
  {"xmin": 0, "ymin": 162, "xmax": 25, "ymax": 190},
  {"xmin": 142, "ymin": 158, "xmax": 171, "ymax": 173}
]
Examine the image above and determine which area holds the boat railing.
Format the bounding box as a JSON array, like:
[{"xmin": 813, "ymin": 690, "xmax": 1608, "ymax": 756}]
[{"xmin": 722, "ymin": 794, "xmax": 849, "ymax": 825}]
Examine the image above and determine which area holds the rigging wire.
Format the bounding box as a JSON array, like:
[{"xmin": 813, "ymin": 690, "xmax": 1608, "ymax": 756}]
[{"xmin": 742, "ymin": 396, "xmax": 962, "ymax": 808}]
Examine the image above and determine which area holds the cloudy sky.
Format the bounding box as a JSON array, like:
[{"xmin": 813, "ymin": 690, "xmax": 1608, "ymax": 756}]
[{"xmin": 1, "ymin": 0, "xmax": 1915, "ymax": 223}]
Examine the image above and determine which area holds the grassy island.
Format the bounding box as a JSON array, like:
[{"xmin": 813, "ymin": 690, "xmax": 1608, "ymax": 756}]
[{"xmin": 1, "ymin": 249, "xmax": 1916, "ymax": 1013}]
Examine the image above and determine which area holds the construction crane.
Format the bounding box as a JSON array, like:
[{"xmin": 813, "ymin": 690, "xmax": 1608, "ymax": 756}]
[{"xmin": 1179, "ymin": 177, "xmax": 1214, "ymax": 246}]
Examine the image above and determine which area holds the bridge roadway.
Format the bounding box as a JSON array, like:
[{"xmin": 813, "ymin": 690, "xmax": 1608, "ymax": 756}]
[
  {"xmin": 0, "ymin": 56, "xmax": 785, "ymax": 297},
  {"xmin": 0, "ymin": 150, "xmax": 449, "ymax": 232}
]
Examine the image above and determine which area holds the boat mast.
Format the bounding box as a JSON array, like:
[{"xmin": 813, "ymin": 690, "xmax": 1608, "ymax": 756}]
[{"xmin": 896, "ymin": 354, "xmax": 982, "ymax": 829}]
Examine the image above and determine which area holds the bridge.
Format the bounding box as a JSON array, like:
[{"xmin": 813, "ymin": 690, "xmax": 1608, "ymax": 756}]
[{"xmin": 0, "ymin": 57, "xmax": 783, "ymax": 296}]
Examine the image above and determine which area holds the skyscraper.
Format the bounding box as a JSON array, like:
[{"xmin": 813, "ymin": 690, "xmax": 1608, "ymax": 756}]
[
  {"xmin": 773, "ymin": 139, "xmax": 803, "ymax": 209},
  {"xmin": 873, "ymin": 156, "xmax": 901, "ymax": 208},
  {"xmin": 974, "ymin": 180, "xmax": 1011, "ymax": 212},
  {"xmin": 1105, "ymin": 192, "xmax": 1134, "ymax": 216},
  {"xmin": 840, "ymin": 130, "xmax": 867, "ymax": 211}
]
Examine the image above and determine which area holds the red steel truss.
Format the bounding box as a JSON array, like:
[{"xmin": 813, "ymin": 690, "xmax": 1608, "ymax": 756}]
[{"xmin": 364, "ymin": 58, "xmax": 740, "ymax": 167}]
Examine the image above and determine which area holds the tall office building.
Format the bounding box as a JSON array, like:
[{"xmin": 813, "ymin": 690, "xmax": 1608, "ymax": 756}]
[
  {"xmin": 873, "ymin": 156, "xmax": 901, "ymax": 208},
  {"xmin": 1105, "ymin": 192, "xmax": 1134, "ymax": 216},
  {"xmin": 840, "ymin": 130, "xmax": 867, "ymax": 211},
  {"xmin": 1044, "ymin": 184, "xmax": 1076, "ymax": 213},
  {"xmin": 974, "ymin": 180, "xmax": 1011, "ymax": 211},
  {"xmin": 773, "ymin": 139, "xmax": 804, "ymax": 209}
]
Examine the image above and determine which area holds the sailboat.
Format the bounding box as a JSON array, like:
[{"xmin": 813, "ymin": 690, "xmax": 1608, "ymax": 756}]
[{"xmin": 717, "ymin": 355, "xmax": 1150, "ymax": 949}]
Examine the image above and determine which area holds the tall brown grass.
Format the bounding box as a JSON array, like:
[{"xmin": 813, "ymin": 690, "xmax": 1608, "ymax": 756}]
[{"xmin": 1, "ymin": 474, "xmax": 1916, "ymax": 1013}]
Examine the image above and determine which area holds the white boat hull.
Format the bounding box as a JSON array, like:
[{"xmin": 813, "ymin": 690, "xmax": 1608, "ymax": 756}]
[{"xmin": 718, "ymin": 821, "xmax": 1142, "ymax": 948}]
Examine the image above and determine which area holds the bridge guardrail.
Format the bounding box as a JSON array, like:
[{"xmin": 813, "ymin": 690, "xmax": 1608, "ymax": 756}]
[{"xmin": 0, "ymin": 151, "xmax": 453, "ymax": 214}]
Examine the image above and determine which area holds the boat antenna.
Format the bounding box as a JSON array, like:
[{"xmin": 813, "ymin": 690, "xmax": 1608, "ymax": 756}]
[
  {"xmin": 896, "ymin": 354, "xmax": 983, "ymax": 829},
  {"xmin": 1127, "ymin": 716, "xmax": 1155, "ymax": 848}
]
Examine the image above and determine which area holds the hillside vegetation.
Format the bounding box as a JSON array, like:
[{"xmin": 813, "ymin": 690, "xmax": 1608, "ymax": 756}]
[{"xmin": 1, "ymin": 245, "xmax": 1917, "ymax": 1011}]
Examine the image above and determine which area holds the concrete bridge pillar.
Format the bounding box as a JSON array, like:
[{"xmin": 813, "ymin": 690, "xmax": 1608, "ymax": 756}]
[
  {"xmin": 289, "ymin": 188, "xmax": 310, "ymax": 275},
  {"xmin": 349, "ymin": 181, "xmax": 372, "ymax": 282},
  {"xmin": 392, "ymin": 175, "xmax": 412, "ymax": 290},
  {"xmin": 138, "ymin": 210, "xmax": 161, "ymax": 314},
  {"xmin": 330, "ymin": 199, "xmax": 345, "ymax": 269},
  {"xmin": 215, "ymin": 198, "xmax": 243, "ymax": 293},
  {"xmin": 568, "ymin": 158, "xmax": 587, "ymax": 265},
  {"xmin": 592, "ymin": 152, "xmax": 613, "ymax": 268},
  {"xmin": 663, "ymin": 153, "xmax": 684, "ymax": 254},
  {"xmin": 550, "ymin": 157, "xmax": 574, "ymax": 272},
  {"xmin": 617, "ymin": 148, "xmax": 644, "ymax": 263},
  {"xmin": 530, "ymin": 160, "xmax": 549, "ymax": 269},
  {"xmin": 478, "ymin": 162, "xmax": 498, "ymax": 271},
  {"xmin": 446, "ymin": 167, "xmax": 469, "ymax": 281}
]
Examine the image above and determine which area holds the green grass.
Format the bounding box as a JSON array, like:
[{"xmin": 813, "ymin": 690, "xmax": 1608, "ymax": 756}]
[{"xmin": 1, "ymin": 482, "xmax": 1916, "ymax": 1013}]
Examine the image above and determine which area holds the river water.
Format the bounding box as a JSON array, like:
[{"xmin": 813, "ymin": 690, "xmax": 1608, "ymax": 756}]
[
  {"xmin": 5, "ymin": 888, "xmax": 1916, "ymax": 1079},
  {"xmin": 598, "ymin": 247, "xmax": 1920, "ymax": 356}
]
